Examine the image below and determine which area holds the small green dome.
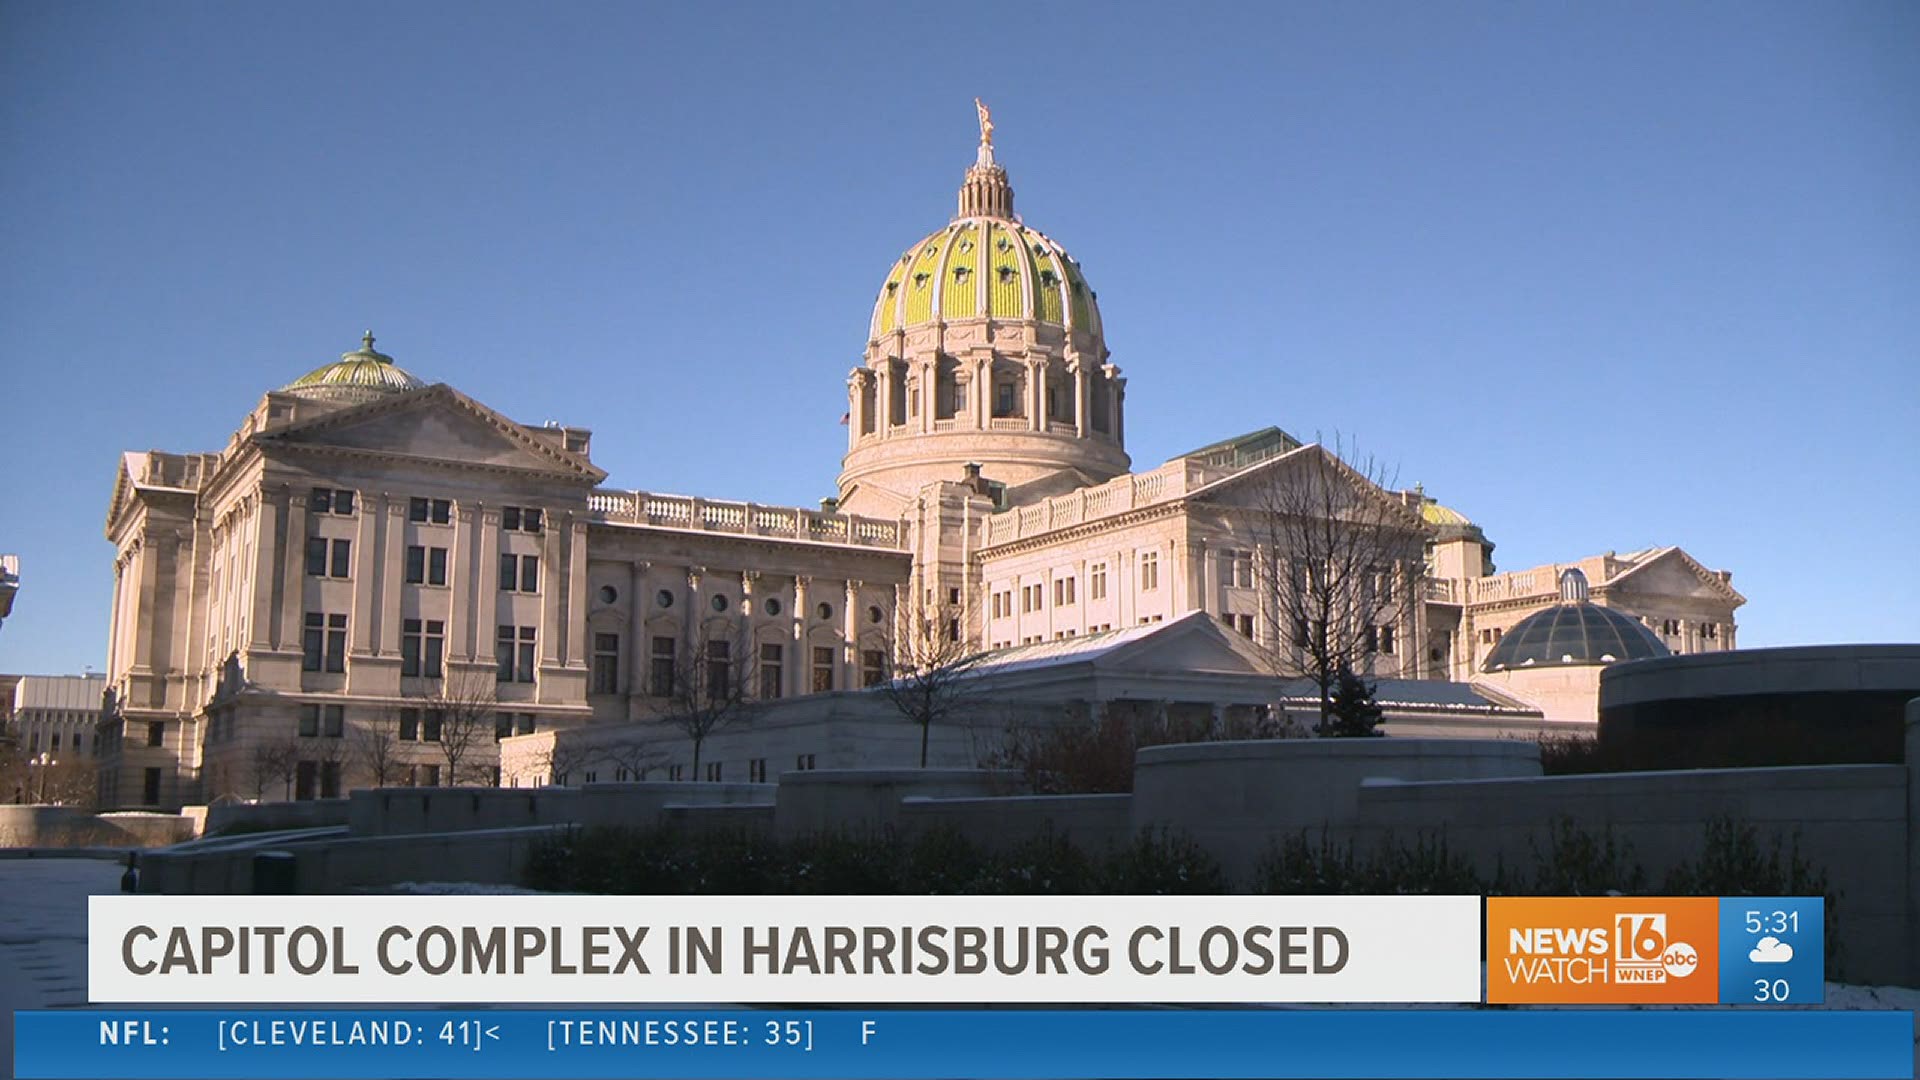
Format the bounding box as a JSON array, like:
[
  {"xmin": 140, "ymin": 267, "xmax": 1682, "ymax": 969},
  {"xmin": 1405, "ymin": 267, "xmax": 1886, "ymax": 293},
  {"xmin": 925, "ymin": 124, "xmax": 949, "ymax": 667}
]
[
  {"xmin": 1420, "ymin": 500, "xmax": 1473, "ymax": 528},
  {"xmin": 282, "ymin": 332, "xmax": 426, "ymax": 403}
]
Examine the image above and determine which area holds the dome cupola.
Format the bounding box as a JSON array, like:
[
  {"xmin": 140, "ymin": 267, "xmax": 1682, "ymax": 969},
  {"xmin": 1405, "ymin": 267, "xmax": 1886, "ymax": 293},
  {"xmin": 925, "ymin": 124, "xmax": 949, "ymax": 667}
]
[
  {"xmin": 281, "ymin": 332, "xmax": 426, "ymax": 405},
  {"xmin": 838, "ymin": 103, "xmax": 1130, "ymax": 516}
]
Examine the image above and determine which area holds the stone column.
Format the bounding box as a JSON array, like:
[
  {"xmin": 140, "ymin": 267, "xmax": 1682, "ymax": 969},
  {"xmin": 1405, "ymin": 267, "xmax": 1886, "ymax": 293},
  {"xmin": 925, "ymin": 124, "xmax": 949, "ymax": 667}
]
[
  {"xmin": 875, "ymin": 364, "xmax": 893, "ymax": 439},
  {"xmin": 1030, "ymin": 360, "xmax": 1047, "ymax": 432},
  {"xmin": 565, "ymin": 518, "xmax": 589, "ymax": 667},
  {"xmin": 921, "ymin": 360, "xmax": 936, "ymax": 434},
  {"xmin": 350, "ymin": 496, "xmax": 382, "ymax": 656},
  {"xmin": 475, "ymin": 508, "xmax": 501, "ymax": 667},
  {"xmin": 248, "ymin": 493, "xmax": 279, "ymax": 651},
  {"xmin": 627, "ymin": 561, "xmax": 648, "ymax": 699},
  {"xmin": 792, "ymin": 576, "xmax": 810, "ymax": 697},
  {"xmin": 540, "ymin": 519, "xmax": 564, "ymax": 667},
  {"xmin": 843, "ymin": 580, "xmax": 861, "ymax": 689},
  {"xmin": 847, "ymin": 371, "xmax": 866, "ymax": 451},
  {"xmin": 1070, "ymin": 357, "xmax": 1089, "ymax": 438},
  {"xmin": 685, "ymin": 568, "xmax": 705, "ymax": 653},
  {"xmin": 893, "ymin": 582, "xmax": 909, "ymax": 669},
  {"xmin": 277, "ymin": 492, "xmax": 308, "ymax": 651},
  {"xmin": 1113, "ymin": 377, "xmax": 1127, "ymax": 445},
  {"xmin": 443, "ymin": 499, "xmax": 470, "ymax": 661},
  {"xmin": 975, "ymin": 356, "xmax": 991, "ymax": 429}
]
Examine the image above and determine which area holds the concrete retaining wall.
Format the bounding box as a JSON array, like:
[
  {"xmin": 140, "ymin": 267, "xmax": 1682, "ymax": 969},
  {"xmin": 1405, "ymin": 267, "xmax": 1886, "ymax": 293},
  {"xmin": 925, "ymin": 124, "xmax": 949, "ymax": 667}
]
[
  {"xmin": 206, "ymin": 799, "xmax": 352, "ymax": 836},
  {"xmin": 1132, "ymin": 739, "xmax": 1542, "ymax": 877},
  {"xmin": 774, "ymin": 769, "xmax": 1022, "ymax": 838},
  {"xmin": 898, "ymin": 794, "xmax": 1133, "ymax": 853}
]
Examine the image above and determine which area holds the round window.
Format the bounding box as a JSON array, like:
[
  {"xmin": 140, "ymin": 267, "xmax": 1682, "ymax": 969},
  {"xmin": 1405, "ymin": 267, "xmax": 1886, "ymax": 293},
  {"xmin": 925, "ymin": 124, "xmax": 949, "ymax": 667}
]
[
  {"xmin": 711, "ymin": 594, "xmax": 730, "ymax": 613},
  {"xmin": 816, "ymin": 602, "xmax": 834, "ymax": 621},
  {"xmin": 599, "ymin": 585, "xmax": 618, "ymax": 605},
  {"xmin": 764, "ymin": 598, "xmax": 783, "ymax": 617},
  {"xmin": 867, "ymin": 605, "xmax": 884, "ymax": 625},
  {"xmin": 657, "ymin": 589, "xmax": 675, "ymax": 609}
]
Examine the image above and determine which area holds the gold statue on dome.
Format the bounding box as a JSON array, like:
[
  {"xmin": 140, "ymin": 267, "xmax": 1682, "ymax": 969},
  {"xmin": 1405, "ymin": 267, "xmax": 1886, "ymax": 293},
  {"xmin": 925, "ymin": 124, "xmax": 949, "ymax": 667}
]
[{"xmin": 975, "ymin": 98, "xmax": 994, "ymax": 147}]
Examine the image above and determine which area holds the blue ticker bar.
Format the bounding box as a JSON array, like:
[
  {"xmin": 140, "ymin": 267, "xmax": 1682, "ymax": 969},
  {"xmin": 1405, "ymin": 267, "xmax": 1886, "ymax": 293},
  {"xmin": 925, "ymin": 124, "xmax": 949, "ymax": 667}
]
[{"xmin": 13, "ymin": 1009, "xmax": 1913, "ymax": 1079}]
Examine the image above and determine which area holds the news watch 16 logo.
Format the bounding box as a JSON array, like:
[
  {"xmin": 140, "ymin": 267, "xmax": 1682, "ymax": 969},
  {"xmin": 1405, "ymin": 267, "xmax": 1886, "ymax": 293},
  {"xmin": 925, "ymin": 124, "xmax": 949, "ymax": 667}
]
[{"xmin": 1487, "ymin": 898, "xmax": 1720, "ymax": 1004}]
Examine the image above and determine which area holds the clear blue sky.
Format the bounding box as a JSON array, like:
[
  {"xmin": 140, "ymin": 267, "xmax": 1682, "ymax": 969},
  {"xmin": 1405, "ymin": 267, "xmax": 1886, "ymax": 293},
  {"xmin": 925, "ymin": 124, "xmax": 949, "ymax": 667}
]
[{"xmin": 2, "ymin": 1, "xmax": 1915, "ymax": 675}]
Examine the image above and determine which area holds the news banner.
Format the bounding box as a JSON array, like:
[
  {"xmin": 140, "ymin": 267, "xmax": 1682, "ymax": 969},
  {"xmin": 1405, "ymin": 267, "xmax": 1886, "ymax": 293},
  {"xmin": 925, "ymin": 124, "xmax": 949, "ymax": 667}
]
[{"xmin": 11, "ymin": 895, "xmax": 1911, "ymax": 1079}]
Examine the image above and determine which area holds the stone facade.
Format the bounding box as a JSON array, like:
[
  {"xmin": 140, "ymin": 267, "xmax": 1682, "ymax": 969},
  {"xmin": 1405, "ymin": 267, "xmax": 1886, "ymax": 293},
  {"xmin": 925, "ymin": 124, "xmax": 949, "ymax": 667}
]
[{"xmin": 94, "ymin": 117, "xmax": 1742, "ymax": 808}]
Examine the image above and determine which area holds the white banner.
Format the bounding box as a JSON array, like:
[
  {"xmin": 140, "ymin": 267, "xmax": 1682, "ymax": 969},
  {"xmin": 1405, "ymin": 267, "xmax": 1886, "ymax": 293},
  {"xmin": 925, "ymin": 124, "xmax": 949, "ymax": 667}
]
[{"xmin": 90, "ymin": 894, "xmax": 1479, "ymax": 1003}]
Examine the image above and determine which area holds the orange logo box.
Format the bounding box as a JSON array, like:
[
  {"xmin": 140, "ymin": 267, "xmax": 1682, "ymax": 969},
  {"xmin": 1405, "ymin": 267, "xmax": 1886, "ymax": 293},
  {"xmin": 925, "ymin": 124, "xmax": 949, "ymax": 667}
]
[{"xmin": 1487, "ymin": 897, "xmax": 1720, "ymax": 1004}]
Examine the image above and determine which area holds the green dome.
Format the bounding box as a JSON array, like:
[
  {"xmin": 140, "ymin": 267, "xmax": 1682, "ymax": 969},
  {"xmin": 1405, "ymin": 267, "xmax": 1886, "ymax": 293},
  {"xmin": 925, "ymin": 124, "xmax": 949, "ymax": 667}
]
[
  {"xmin": 282, "ymin": 332, "xmax": 426, "ymax": 403},
  {"xmin": 869, "ymin": 220, "xmax": 1103, "ymax": 341}
]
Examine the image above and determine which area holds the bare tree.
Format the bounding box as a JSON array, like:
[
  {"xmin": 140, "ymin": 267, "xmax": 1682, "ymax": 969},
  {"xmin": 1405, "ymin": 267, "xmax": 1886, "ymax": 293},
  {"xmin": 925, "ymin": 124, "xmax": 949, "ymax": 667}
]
[
  {"xmin": 250, "ymin": 738, "xmax": 301, "ymax": 801},
  {"xmin": 873, "ymin": 601, "xmax": 988, "ymax": 767},
  {"xmin": 412, "ymin": 669, "xmax": 502, "ymax": 786},
  {"xmin": 525, "ymin": 734, "xmax": 600, "ymax": 787},
  {"xmin": 661, "ymin": 615, "xmax": 758, "ymax": 778},
  {"xmin": 1245, "ymin": 439, "xmax": 1425, "ymax": 734},
  {"xmin": 352, "ymin": 710, "xmax": 406, "ymax": 789},
  {"xmin": 598, "ymin": 735, "xmax": 668, "ymax": 782}
]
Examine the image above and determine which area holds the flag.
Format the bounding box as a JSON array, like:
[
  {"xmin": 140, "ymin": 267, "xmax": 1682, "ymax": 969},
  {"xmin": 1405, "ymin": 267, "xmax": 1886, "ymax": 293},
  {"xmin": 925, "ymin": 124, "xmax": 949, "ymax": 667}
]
[{"xmin": 838, "ymin": 412, "xmax": 850, "ymax": 426}]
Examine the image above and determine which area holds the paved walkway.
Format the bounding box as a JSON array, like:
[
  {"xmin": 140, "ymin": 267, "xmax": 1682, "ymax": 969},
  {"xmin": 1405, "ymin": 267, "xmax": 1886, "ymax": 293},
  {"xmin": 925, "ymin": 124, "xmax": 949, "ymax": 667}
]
[{"xmin": 0, "ymin": 857, "xmax": 122, "ymax": 1079}]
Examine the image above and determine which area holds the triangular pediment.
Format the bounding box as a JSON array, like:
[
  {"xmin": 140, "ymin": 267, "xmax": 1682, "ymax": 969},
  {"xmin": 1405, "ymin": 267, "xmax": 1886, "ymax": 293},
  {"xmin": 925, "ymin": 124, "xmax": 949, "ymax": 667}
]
[
  {"xmin": 1189, "ymin": 443, "xmax": 1424, "ymax": 529},
  {"xmin": 1605, "ymin": 547, "xmax": 1745, "ymax": 607},
  {"xmin": 1095, "ymin": 612, "xmax": 1268, "ymax": 676},
  {"xmin": 256, "ymin": 385, "xmax": 606, "ymax": 483}
]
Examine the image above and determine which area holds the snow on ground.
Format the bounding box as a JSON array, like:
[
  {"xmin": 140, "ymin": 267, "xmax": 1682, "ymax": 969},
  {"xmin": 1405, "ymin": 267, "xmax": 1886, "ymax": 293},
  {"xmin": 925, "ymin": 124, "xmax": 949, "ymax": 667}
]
[{"xmin": 371, "ymin": 881, "xmax": 550, "ymax": 894}]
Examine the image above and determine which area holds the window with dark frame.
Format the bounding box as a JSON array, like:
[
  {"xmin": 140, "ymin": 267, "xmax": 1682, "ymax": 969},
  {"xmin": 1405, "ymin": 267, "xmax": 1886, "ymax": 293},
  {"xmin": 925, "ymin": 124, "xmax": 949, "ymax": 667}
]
[
  {"xmin": 811, "ymin": 646, "xmax": 834, "ymax": 693},
  {"xmin": 592, "ymin": 633, "xmax": 620, "ymax": 694},
  {"xmin": 650, "ymin": 637, "xmax": 676, "ymax": 696},
  {"xmin": 759, "ymin": 642, "xmax": 784, "ymax": 699}
]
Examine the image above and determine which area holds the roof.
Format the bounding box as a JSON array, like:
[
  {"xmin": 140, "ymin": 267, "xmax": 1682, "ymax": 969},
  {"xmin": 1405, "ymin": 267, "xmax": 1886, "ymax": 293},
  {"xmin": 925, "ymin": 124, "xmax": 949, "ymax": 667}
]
[
  {"xmin": 1483, "ymin": 601, "xmax": 1671, "ymax": 672},
  {"xmin": 282, "ymin": 333, "xmax": 427, "ymax": 404},
  {"xmin": 871, "ymin": 218, "xmax": 1100, "ymax": 340}
]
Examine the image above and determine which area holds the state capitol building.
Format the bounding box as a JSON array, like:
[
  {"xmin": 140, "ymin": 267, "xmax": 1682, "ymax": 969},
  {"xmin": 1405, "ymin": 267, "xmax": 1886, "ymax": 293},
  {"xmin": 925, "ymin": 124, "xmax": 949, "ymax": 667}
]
[{"xmin": 95, "ymin": 112, "xmax": 1744, "ymax": 809}]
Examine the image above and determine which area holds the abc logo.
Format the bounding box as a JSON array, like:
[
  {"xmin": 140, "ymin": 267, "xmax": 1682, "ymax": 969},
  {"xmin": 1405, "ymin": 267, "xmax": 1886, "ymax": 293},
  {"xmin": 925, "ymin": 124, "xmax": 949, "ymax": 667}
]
[{"xmin": 1662, "ymin": 942, "xmax": 1699, "ymax": 978}]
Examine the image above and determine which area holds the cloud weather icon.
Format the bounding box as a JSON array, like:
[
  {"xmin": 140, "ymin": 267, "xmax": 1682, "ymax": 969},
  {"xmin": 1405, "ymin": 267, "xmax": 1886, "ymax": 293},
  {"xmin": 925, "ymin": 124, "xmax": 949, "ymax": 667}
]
[{"xmin": 1749, "ymin": 937, "xmax": 1794, "ymax": 964}]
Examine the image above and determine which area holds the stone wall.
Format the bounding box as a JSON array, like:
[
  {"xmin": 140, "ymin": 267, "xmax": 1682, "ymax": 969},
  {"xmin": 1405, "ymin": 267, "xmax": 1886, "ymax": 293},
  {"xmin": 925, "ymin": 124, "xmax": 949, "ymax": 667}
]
[
  {"xmin": 0, "ymin": 806, "xmax": 195, "ymax": 848},
  {"xmin": 205, "ymin": 799, "xmax": 352, "ymax": 835},
  {"xmin": 898, "ymin": 793, "xmax": 1132, "ymax": 852}
]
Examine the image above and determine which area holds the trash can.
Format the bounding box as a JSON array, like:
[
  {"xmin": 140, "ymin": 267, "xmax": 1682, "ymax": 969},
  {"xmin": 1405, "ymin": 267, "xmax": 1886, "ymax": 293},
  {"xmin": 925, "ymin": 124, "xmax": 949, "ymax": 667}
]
[{"xmin": 252, "ymin": 851, "xmax": 297, "ymax": 894}]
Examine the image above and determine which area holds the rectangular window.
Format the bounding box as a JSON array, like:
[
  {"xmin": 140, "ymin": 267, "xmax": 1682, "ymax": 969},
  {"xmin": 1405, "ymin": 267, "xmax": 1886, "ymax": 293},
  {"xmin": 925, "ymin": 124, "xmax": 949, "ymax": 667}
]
[
  {"xmin": 705, "ymin": 761, "xmax": 723, "ymax": 782},
  {"xmin": 811, "ymin": 646, "xmax": 835, "ymax": 693},
  {"xmin": 759, "ymin": 643, "xmax": 784, "ymax": 699},
  {"xmin": 667, "ymin": 765, "xmax": 684, "ymax": 781},
  {"xmin": 795, "ymin": 753, "xmax": 816, "ymax": 771},
  {"xmin": 995, "ymin": 383, "xmax": 1016, "ymax": 417},
  {"xmin": 142, "ymin": 767, "xmax": 162, "ymax": 806},
  {"xmin": 303, "ymin": 613, "xmax": 324, "ymax": 670},
  {"xmin": 705, "ymin": 639, "xmax": 731, "ymax": 699},
  {"xmin": 499, "ymin": 553, "xmax": 518, "ymax": 592},
  {"xmin": 749, "ymin": 758, "xmax": 767, "ymax": 783},
  {"xmin": 306, "ymin": 537, "xmax": 328, "ymax": 576},
  {"xmin": 1379, "ymin": 623, "xmax": 1396, "ymax": 655},
  {"xmin": 495, "ymin": 712, "xmax": 515, "ymax": 740},
  {"xmin": 322, "ymin": 705, "xmax": 344, "ymax": 737},
  {"xmin": 399, "ymin": 709, "xmax": 419, "ymax": 741},
  {"xmin": 1140, "ymin": 551, "xmax": 1159, "ymax": 591},
  {"xmin": 320, "ymin": 761, "xmax": 341, "ymax": 799},
  {"xmin": 311, "ymin": 488, "xmax": 354, "ymax": 516},
  {"xmin": 421, "ymin": 764, "xmax": 441, "ymax": 787},
  {"xmin": 402, "ymin": 619, "xmax": 444, "ymax": 679},
  {"xmin": 862, "ymin": 649, "xmax": 888, "ymax": 687},
  {"xmin": 650, "ymin": 637, "xmax": 676, "ymax": 697},
  {"xmin": 518, "ymin": 626, "xmax": 536, "ymax": 683},
  {"xmin": 501, "ymin": 506, "xmax": 542, "ymax": 533},
  {"xmin": 520, "ymin": 555, "xmax": 539, "ymax": 593},
  {"xmin": 422, "ymin": 710, "xmax": 443, "ymax": 743},
  {"xmin": 298, "ymin": 705, "xmax": 319, "ymax": 738},
  {"xmin": 409, "ymin": 497, "xmax": 430, "ymax": 523},
  {"xmin": 592, "ymin": 633, "xmax": 620, "ymax": 694},
  {"xmin": 321, "ymin": 614, "xmax": 346, "ymax": 672},
  {"xmin": 406, "ymin": 545, "xmax": 427, "ymax": 584},
  {"xmin": 1233, "ymin": 614, "xmax": 1255, "ymax": 638},
  {"xmin": 329, "ymin": 538, "xmax": 352, "ymax": 578},
  {"xmin": 1090, "ymin": 563, "xmax": 1107, "ymax": 601},
  {"xmin": 295, "ymin": 761, "xmax": 317, "ymax": 801},
  {"xmin": 517, "ymin": 713, "xmax": 536, "ymax": 735},
  {"xmin": 431, "ymin": 498, "xmax": 451, "ymax": 524},
  {"xmin": 428, "ymin": 546, "xmax": 447, "ymax": 585}
]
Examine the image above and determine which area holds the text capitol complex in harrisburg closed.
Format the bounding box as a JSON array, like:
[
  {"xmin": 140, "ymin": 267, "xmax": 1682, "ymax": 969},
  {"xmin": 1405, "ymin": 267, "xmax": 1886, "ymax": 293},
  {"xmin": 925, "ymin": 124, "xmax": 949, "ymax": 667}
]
[{"xmin": 118, "ymin": 921, "xmax": 1354, "ymax": 978}]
